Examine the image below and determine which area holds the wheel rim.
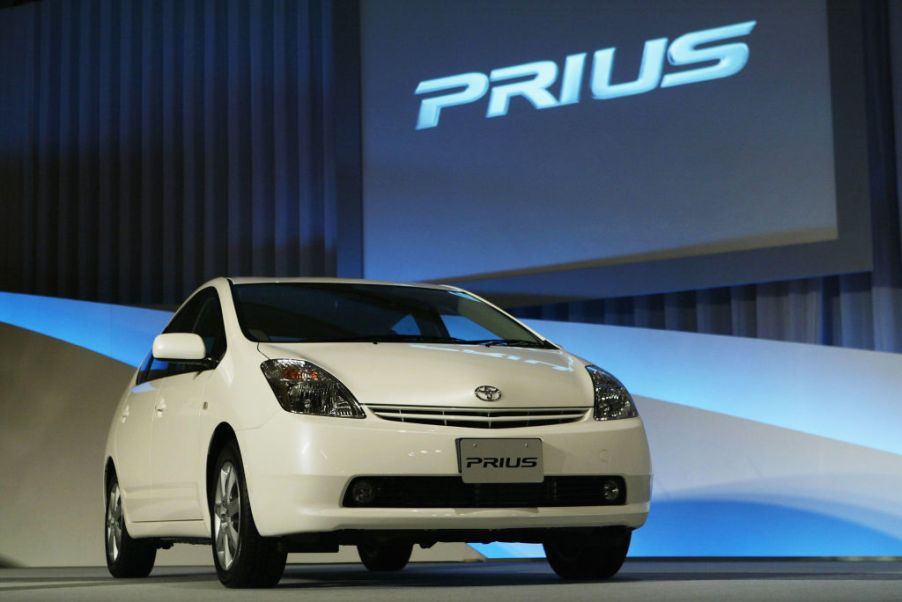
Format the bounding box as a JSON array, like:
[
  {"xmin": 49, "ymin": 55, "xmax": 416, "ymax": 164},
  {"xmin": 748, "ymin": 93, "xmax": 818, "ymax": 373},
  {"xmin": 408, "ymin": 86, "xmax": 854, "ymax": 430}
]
[
  {"xmin": 106, "ymin": 483, "xmax": 123, "ymax": 563},
  {"xmin": 213, "ymin": 461, "xmax": 241, "ymax": 570}
]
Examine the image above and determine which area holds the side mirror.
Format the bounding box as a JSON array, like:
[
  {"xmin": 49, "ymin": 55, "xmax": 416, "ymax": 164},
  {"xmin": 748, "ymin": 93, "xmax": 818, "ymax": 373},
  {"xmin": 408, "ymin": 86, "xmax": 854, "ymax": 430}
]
[{"xmin": 152, "ymin": 333, "xmax": 212, "ymax": 367}]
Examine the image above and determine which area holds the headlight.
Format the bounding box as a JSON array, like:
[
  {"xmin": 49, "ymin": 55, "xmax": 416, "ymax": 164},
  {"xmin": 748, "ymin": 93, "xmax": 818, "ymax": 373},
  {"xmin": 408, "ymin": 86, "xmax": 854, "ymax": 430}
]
[
  {"xmin": 260, "ymin": 359, "xmax": 365, "ymax": 418},
  {"xmin": 586, "ymin": 365, "xmax": 638, "ymax": 421}
]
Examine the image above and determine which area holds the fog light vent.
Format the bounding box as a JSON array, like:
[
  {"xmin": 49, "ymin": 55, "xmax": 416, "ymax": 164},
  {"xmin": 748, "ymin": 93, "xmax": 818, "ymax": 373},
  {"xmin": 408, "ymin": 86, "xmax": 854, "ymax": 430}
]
[
  {"xmin": 351, "ymin": 480, "xmax": 376, "ymax": 505},
  {"xmin": 602, "ymin": 479, "xmax": 621, "ymax": 502}
]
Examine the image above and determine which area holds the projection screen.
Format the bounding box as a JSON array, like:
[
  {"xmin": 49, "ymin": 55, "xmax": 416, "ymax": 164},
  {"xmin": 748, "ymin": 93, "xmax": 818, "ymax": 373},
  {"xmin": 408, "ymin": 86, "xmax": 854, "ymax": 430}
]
[{"xmin": 360, "ymin": 0, "xmax": 870, "ymax": 302}]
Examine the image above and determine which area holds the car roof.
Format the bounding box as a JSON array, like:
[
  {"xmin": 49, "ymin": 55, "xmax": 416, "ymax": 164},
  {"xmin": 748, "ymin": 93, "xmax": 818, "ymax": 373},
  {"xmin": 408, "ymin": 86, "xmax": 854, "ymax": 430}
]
[{"xmin": 222, "ymin": 276, "xmax": 456, "ymax": 291}]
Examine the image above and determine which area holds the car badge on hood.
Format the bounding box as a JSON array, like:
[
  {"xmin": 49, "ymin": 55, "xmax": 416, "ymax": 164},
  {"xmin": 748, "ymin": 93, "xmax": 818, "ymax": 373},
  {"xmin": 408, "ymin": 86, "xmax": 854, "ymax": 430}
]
[{"xmin": 474, "ymin": 385, "xmax": 502, "ymax": 402}]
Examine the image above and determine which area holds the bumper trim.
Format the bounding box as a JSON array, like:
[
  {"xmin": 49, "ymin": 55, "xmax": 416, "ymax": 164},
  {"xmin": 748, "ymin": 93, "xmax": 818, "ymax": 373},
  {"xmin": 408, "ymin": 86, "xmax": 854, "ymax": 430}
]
[{"xmin": 281, "ymin": 526, "xmax": 633, "ymax": 551}]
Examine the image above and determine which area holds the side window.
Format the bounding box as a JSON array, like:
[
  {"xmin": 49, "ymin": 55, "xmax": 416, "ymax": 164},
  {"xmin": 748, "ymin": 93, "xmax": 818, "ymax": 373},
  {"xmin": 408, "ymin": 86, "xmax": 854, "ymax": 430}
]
[
  {"xmin": 135, "ymin": 352, "xmax": 153, "ymax": 385},
  {"xmin": 164, "ymin": 290, "xmax": 211, "ymax": 335},
  {"xmin": 144, "ymin": 288, "xmax": 223, "ymax": 382},
  {"xmin": 193, "ymin": 295, "xmax": 227, "ymax": 360},
  {"xmin": 145, "ymin": 357, "xmax": 177, "ymax": 383}
]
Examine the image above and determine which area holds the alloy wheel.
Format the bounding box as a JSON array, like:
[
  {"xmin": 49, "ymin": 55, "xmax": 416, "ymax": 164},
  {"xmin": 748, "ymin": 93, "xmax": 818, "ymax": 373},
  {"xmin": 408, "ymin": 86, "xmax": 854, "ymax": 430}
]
[
  {"xmin": 106, "ymin": 483, "xmax": 124, "ymax": 562},
  {"xmin": 213, "ymin": 461, "xmax": 241, "ymax": 570}
]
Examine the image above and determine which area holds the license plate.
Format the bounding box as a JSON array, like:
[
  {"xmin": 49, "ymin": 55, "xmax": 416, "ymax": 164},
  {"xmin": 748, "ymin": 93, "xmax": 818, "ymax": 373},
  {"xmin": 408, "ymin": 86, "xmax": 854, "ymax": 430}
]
[{"xmin": 457, "ymin": 438, "xmax": 544, "ymax": 483}]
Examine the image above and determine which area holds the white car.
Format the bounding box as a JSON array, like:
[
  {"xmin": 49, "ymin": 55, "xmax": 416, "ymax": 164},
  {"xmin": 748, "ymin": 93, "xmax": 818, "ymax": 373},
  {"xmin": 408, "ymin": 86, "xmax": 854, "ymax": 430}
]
[{"xmin": 104, "ymin": 278, "xmax": 651, "ymax": 587}]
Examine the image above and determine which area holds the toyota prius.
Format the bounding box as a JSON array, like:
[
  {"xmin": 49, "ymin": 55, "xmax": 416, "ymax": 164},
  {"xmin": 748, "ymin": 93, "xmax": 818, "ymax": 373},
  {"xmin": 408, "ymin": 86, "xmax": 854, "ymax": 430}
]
[{"xmin": 103, "ymin": 278, "xmax": 651, "ymax": 587}]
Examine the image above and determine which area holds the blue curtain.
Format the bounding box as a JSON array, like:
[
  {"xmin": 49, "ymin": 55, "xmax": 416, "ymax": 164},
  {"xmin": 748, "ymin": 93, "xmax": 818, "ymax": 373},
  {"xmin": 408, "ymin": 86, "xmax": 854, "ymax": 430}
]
[{"xmin": 0, "ymin": 0, "xmax": 362, "ymax": 306}]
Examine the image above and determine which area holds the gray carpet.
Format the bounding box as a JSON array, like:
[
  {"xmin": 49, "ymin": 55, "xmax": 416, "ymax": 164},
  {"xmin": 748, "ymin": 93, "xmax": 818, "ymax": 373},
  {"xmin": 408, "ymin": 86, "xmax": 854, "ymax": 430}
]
[{"xmin": 1, "ymin": 560, "xmax": 901, "ymax": 601}]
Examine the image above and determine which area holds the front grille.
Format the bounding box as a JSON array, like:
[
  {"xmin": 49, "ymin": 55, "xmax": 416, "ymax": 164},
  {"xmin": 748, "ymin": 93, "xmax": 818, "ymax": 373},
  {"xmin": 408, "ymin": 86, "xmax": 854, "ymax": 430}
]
[
  {"xmin": 342, "ymin": 476, "xmax": 626, "ymax": 508},
  {"xmin": 366, "ymin": 404, "xmax": 589, "ymax": 429}
]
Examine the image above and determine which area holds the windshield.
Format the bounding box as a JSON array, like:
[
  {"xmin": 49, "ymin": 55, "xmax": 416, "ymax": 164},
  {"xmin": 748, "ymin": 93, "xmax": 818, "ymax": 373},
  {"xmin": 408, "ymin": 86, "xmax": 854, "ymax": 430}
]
[{"xmin": 231, "ymin": 283, "xmax": 551, "ymax": 347}]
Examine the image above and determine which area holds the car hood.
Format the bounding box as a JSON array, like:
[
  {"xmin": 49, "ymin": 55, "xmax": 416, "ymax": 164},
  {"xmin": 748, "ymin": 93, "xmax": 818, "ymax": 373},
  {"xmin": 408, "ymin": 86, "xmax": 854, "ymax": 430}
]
[{"xmin": 256, "ymin": 342, "xmax": 594, "ymax": 408}]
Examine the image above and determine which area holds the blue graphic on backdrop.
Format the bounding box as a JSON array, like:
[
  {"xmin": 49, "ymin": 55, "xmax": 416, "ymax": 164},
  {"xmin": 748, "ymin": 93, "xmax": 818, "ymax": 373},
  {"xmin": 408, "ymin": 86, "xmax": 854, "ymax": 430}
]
[
  {"xmin": 2, "ymin": 292, "xmax": 901, "ymax": 558},
  {"xmin": 415, "ymin": 20, "xmax": 757, "ymax": 129},
  {"xmin": 0, "ymin": 292, "xmax": 170, "ymax": 366}
]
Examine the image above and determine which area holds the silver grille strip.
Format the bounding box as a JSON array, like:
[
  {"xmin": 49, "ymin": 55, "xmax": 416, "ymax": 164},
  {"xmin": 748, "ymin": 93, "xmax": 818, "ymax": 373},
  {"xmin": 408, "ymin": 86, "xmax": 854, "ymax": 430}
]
[{"xmin": 366, "ymin": 404, "xmax": 590, "ymax": 428}]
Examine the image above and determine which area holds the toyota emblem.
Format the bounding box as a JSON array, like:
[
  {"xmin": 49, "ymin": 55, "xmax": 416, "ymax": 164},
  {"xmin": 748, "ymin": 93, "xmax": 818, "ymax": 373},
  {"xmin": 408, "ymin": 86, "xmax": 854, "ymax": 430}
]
[{"xmin": 474, "ymin": 385, "xmax": 502, "ymax": 402}]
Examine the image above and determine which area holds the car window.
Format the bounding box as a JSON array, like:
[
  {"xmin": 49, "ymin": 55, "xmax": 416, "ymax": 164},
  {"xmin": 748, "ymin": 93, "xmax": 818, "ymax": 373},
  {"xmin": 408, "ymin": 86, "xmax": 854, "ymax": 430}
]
[
  {"xmin": 165, "ymin": 290, "xmax": 210, "ymax": 334},
  {"xmin": 231, "ymin": 283, "xmax": 548, "ymax": 347},
  {"xmin": 391, "ymin": 314, "xmax": 421, "ymax": 336},
  {"xmin": 194, "ymin": 296, "xmax": 227, "ymax": 360},
  {"xmin": 440, "ymin": 315, "xmax": 496, "ymax": 341},
  {"xmin": 135, "ymin": 352, "xmax": 153, "ymax": 385},
  {"xmin": 138, "ymin": 288, "xmax": 225, "ymax": 383}
]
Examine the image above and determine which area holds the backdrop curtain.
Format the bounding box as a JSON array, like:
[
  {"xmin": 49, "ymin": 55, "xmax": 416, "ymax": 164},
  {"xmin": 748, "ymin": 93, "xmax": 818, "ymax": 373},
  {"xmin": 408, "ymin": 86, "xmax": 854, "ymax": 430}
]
[{"xmin": 0, "ymin": 0, "xmax": 362, "ymax": 306}]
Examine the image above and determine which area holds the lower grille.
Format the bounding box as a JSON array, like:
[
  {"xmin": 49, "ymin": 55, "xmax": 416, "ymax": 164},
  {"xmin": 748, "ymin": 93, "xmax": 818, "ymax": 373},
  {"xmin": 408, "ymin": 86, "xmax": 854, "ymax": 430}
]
[{"xmin": 342, "ymin": 476, "xmax": 626, "ymax": 508}]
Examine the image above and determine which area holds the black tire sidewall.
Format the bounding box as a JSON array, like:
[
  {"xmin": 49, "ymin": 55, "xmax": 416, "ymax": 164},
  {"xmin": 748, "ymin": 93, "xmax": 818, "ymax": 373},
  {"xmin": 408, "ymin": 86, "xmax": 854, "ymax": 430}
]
[
  {"xmin": 105, "ymin": 472, "xmax": 156, "ymax": 578},
  {"xmin": 544, "ymin": 528, "xmax": 631, "ymax": 580},
  {"xmin": 357, "ymin": 543, "xmax": 414, "ymax": 571}
]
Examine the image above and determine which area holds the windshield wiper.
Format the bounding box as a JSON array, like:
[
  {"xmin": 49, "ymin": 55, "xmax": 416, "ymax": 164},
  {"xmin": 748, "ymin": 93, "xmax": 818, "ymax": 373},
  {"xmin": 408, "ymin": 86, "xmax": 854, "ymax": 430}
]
[
  {"xmin": 277, "ymin": 334, "xmax": 550, "ymax": 347},
  {"xmin": 463, "ymin": 338, "xmax": 550, "ymax": 348},
  {"xmin": 308, "ymin": 334, "xmax": 469, "ymax": 344}
]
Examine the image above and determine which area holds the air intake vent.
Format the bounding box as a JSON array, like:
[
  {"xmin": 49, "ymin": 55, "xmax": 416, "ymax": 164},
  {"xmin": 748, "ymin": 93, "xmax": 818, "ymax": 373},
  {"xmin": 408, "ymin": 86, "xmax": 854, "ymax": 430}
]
[
  {"xmin": 342, "ymin": 476, "xmax": 627, "ymax": 508},
  {"xmin": 366, "ymin": 404, "xmax": 588, "ymax": 428}
]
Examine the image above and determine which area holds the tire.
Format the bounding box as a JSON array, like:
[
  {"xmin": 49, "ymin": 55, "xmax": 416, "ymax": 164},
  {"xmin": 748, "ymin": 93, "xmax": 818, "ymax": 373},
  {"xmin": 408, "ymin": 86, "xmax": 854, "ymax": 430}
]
[
  {"xmin": 543, "ymin": 527, "xmax": 631, "ymax": 580},
  {"xmin": 105, "ymin": 472, "xmax": 157, "ymax": 578},
  {"xmin": 357, "ymin": 542, "xmax": 413, "ymax": 571},
  {"xmin": 210, "ymin": 441, "xmax": 286, "ymax": 588}
]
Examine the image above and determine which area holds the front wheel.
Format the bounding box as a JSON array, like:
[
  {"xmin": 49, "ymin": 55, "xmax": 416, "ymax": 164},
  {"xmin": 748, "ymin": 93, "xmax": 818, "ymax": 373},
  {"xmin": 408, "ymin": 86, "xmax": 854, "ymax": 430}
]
[
  {"xmin": 210, "ymin": 442, "xmax": 287, "ymax": 588},
  {"xmin": 543, "ymin": 527, "xmax": 631, "ymax": 580},
  {"xmin": 105, "ymin": 473, "xmax": 156, "ymax": 578},
  {"xmin": 357, "ymin": 542, "xmax": 413, "ymax": 571}
]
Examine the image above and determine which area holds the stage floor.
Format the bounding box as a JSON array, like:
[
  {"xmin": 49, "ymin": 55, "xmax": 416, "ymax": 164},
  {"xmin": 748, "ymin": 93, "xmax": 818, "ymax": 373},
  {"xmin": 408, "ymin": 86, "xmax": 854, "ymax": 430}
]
[{"xmin": 1, "ymin": 560, "xmax": 901, "ymax": 601}]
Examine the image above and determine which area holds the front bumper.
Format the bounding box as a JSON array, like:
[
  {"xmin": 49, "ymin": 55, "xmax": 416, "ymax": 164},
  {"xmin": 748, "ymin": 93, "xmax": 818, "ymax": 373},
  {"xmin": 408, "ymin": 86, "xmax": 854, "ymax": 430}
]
[{"xmin": 238, "ymin": 410, "xmax": 652, "ymax": 537}]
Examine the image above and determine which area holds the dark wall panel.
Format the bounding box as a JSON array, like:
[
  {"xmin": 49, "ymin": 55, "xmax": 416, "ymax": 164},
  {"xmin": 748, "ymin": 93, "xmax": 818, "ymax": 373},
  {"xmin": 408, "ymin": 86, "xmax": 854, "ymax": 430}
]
[
  {"xmin": 0, "ymin": 5, "xmax": 31, "ymax": 295},
  {"xmin": 0, "ymin": 0, "xmax": 361, "ymax": 306},
  {"xmin": 511, "ymin": 0, "xmax": 902, "ymax": 354}
]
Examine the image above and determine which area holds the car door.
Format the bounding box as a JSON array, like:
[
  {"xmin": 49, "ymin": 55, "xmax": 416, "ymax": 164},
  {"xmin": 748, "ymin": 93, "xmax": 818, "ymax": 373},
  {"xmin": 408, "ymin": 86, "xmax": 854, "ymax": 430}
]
[
  {"xmin": 149, "ymin": 289, "xmax": 227, "ymax": 521},
  {"xmin": 114, "ymin": 359, "xmax": 159, "ymax": 523}
]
